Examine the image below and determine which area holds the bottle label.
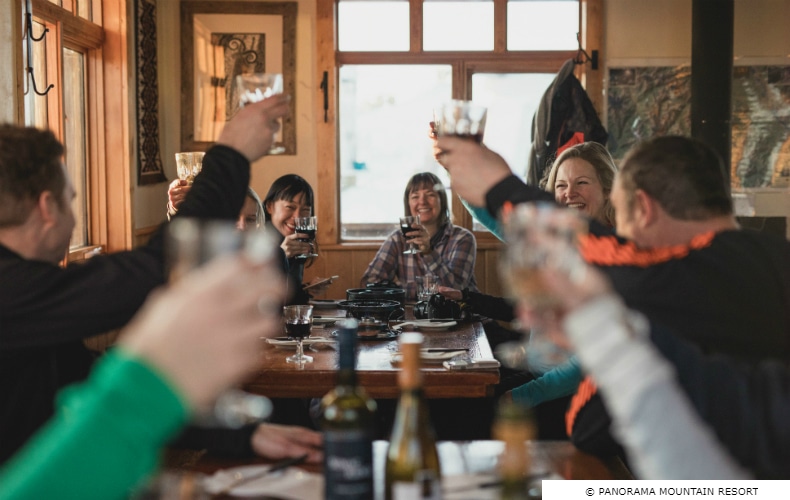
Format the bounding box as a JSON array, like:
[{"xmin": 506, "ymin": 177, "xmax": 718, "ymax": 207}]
[
  {"xmin": 324, "ymin": 430, "xmax": 373, "ymax": 500},
  {"xmin": 392, "ymin": 470, "xmax": 440, "ymax": 500}
]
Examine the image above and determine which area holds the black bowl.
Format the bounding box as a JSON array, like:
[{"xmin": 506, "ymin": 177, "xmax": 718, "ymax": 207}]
[
  {"xmin": 346, "ymin": 288, "xmax": 406, "ymax": 307},
  {"xmin": 336, "ymin": 299, "xmax": 404, "ymax": 322}
]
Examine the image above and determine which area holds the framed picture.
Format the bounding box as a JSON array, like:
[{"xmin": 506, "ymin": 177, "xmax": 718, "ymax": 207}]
[{"xmin": 180, "ymin": 1, "xmax": 297, "ymax": 154}]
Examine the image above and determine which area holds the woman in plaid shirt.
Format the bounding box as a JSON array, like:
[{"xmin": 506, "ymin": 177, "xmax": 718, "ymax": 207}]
[{"xmin": 361, "ymin": 172, "xmax": 478, "ymax": 297}]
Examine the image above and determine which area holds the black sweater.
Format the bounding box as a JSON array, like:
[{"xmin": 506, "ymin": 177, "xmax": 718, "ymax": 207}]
[{"xmin": 0, "ymin": 145, "xmax": 250, "ymax": 463}]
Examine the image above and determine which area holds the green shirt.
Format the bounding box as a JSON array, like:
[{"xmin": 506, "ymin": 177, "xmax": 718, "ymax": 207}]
[{"xmin": 0, "ymin": 349, "xmax": 190, "ymax": 500}]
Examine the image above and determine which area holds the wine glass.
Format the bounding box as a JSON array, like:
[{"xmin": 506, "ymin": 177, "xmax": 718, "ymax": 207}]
[
  {"xmin": 433, "ymin": 100, "xmax": 488, "ymax": 143},
  {"xmin": 498, "ymin": 202, "xmax": 588, "ymax": 370},
  {"xmin": 294, "ymin": 216, "xmax": 318, "ymax": 259},
  {"xmin": 175, "ymin": 152, "xmax": 205, "ymax": 185},
  {"xmin": 235, "ymin": 73, "xmax": 285, "ymax": 155},
  {"xmin": 399, "ymin": 215, "xmax": 420, "ymax": 255},
  {"xmin": 283, "ymin": 304, "xmax": 314, "ymax": 364},
  {"xmin": 166, "ymin": 218, "xmax": 276, "ymax": 427}
]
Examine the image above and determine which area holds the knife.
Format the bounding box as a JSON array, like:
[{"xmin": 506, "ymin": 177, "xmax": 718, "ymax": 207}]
[{"xmin": 215, "ymin": 453, "xmax": 309, "ymax": 495}]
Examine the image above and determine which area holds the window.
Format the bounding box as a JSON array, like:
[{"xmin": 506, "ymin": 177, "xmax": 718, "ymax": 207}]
[
  {"xmin": 319, "ymin": 0, "xmax": 599, "ymax": 243},
  {"xmin": 23, "ymin": 0, "xmax": 130, "ymax": 261}
]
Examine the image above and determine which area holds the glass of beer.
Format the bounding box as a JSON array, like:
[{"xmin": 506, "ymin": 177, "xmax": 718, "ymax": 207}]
[
  {"xmin": 235, "ymin": 73, "xmax": 285, "ymax": 155},
  {"xmin": 283, "ymin": 304, "xmax": 314, "ymax": 364}
]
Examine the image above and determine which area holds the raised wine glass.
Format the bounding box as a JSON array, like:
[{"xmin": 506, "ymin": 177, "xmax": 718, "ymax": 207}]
[
  {"xmin": 399, "ymin": 215, "xmax": 420, "ymax": 255},
  {"xmin": 235, "ymin": 73, "xmax": 285, "ymax": 155},
  {"xmin": 433, "ymin": 100, "xmax": 488, "ymax": 143},
  {"xmin": 283, "ymin": 304, "xmax": 314, "ymax": 364},
  {"xmin": 498, "ymin": 202, "xmax": 588, "ymax": 370},
  {"xmin": 294, "ymin": 216, "xmax": 318, "ymax": 259}
]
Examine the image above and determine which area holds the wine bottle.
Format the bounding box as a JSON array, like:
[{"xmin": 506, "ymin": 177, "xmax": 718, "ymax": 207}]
[
  {"xmin": 492, "ymin": 401, "xmax": 536, "ymax": 500},
  {"xmin": 385, "ymin": 332, "xmax": 441, "ymax": 500},
  {"xmin": 320, "ymin": 319, "xmax": 377, "ymax": 500}
]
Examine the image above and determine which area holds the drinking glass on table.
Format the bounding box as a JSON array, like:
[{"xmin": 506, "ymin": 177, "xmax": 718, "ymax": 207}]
[
  {"xmin": 433, "ymin": 100, "xmax": 488, "ymax": 143},
  {"xmin": 166, "ymin": 218, "xmax": 277, "ymax": 427},
  {"xmin": 416, "ymin": 274, "xmax": 439, "ymax": 302},
  {"xmin": 283, "ymin": 304, "xmax": 314, "ymax": 364},
  {"xmin": 175, "ymin": 152, "xmax": 205, "ymax": 185},
  {"xmin": 294, "ymin": 216, "xmax": 318, "ymax": 259},
  {"xmin": 399, "ymin": 215, "xmax": 420, "ymax": 255},
  {"xmin": 235, "ymin": 73, "xmax": 285, "ymax": 155}
]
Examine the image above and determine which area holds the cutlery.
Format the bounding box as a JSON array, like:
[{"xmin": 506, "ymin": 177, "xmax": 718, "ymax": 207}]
[
  {"xmin": 424, "ymin": 348, "xmax": 469, "ymax": 352},
  {"xmin": 214, "ymin": 453, "xmax": 309, "ymax": 495}
]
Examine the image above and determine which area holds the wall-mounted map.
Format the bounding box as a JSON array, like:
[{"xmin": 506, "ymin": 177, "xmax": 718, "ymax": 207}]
[{"xmin": 607, "ymin": 65, "xmax": 790, "ymax": 188}]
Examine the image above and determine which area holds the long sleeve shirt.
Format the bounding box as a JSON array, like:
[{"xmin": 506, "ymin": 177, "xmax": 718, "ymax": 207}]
[
  {"xmin": 0, "ymin": 145, "xmax": 250, "ymax": 463},
  {"xmin": 361, "ymin": 222, "xmax": 479, "ymax": 293},
  {"xmin": 565, "ymin": 296, "xmax": 750, "ymax": 479},
  {"xmin": 0, "ymin": 349, "xmax": 190, "ymax": 500}
]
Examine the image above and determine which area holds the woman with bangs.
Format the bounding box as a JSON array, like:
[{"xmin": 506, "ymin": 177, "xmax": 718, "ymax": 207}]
[
  {"xmin": 262, "ymin": 174, "xmax": 332, "ymax": 305},
  {"xmin": 361, "ymin": 172, "xmax": 478, "ymax": 297}
]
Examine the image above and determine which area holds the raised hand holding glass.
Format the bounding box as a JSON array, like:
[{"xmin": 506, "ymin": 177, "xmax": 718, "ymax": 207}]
[{"xmin": 235, "ymin": 73, "xmax": 285, "ymax": 155}]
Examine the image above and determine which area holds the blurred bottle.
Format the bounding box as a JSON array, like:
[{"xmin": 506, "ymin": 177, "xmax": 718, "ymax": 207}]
[
  {"xmin": 385, "ymin": 333, "xmax": 441, "ymax": 500},
  {"xmin": 319, "ymin": 319, "xmax": 377, "ymax": 500},
  {"xmin": 492, "ymin": 401, "xmax": 537, "ymax": 500}
]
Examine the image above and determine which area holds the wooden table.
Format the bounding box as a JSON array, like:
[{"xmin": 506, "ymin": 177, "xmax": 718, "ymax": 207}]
[
  {"xmin": 243, "ymin": 316, "xmax": 500, "ymax": 399},
  {"xmin": 166, "ymin": 440, "xmax": 631, "ymax": 499}
]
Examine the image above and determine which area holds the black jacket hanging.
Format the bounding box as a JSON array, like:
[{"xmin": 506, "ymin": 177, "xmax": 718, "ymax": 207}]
[{"xmin": 527, "ymin": 59, "xmax": 608, "ymax": 187}]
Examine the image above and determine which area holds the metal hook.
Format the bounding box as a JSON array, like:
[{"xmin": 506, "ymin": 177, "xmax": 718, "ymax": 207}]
[
  {"xmin": 27, "ymin": 68, "xmax": 54, "ymax": 96},
  {"xmin": 25, "ymin": 13, "xmax": 48, "ymax": 41},
  {"xmin": 23, "ymin": 11, "xmax": 54, "ymax": 96},
  {"xmin": 574, "ymin": 32, "xmax": 599, "ymax": 70}
]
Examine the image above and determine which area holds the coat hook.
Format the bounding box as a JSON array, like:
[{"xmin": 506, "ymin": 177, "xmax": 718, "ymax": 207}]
[
  {"xmin": 28, "ymin": 68, "xmax": 54, "ymax": 96},
  {"xmin": 23, "ymin": 11, "xmax": 54, "ymax": 96},
  {"xmin": 320, "ymin": 71, "xmax": 329, "ymax": 123}
]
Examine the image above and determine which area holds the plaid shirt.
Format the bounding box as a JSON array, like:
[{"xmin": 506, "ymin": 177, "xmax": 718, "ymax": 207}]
[{"xmin": 361, "ymin": 222, "xmax": 479, "ymax": 297}]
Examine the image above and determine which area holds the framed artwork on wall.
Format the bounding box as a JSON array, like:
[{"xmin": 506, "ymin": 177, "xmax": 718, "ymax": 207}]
[{"xmin": 180, "ymin": 1, "xmax": 297, "ymax": 154}]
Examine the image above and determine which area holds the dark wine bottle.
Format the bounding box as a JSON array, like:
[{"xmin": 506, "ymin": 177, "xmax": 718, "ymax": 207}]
[
  {"xmin": 320, "ymin": 319, "xmax": 377, "ymax": 500},
  {"xmin": 385, "ymin": 333, "xmax": 441, "ymax": 500}
]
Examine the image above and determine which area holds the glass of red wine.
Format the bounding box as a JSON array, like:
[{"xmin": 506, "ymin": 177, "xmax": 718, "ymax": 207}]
[
  {"xmin": 283, "ymin": 304, "xmax": 314, "ymax": 364},
  {"xmin": 294, "ymin": 216, "xmax": 318, "ymax": 259},
  {"xmin": 433, "ymin": 100, "xmax": 487, "ymax": 143},
  {"xmin": 399, "ymin": 215, "xmax": 421, "ymax": 255}
]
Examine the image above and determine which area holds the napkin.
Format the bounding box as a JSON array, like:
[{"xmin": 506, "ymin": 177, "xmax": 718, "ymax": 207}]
[
  {"xmin": 203, "ymin": 465, "xmax": 323, "ymax": 499},
  {"xmin": 390, "ymin": 348, "xmax": 468, "ymax": 364}
]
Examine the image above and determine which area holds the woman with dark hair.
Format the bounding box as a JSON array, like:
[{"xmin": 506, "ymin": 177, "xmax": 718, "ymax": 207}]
[
  {"xmin": 360, "ymin": 172, "xmax": 478, "ymax": 295},
  {"xmin": 262, "ymin": 174, "xmax": 331, "ymax": 304}
]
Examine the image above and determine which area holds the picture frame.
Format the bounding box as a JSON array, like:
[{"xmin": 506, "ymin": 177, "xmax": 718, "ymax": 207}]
[{"xmin": 180, "ymin": 1, "xmax": 297, "ymax": 154}]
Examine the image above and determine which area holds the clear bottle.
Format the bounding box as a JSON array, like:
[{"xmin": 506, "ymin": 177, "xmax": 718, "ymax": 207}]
[
  {"xmin": 385, "ymin": 333, "xmax": 441, "ymax": 500},
  {"xmin": 319, "ymin": 319, "xmax": 377, "ymax": 500},
  {"xmin": 492, "ymin": 401, "xmax": 537, "ymax": 500}
]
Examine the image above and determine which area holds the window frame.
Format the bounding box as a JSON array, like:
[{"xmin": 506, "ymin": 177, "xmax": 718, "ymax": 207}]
[
  {"xmin": 28, "ymin": 0, "xmax": 131, "ymax": 263},
  {"xmin": 316, "ymin": 0, "xmax": 602, "ymax": 250}
]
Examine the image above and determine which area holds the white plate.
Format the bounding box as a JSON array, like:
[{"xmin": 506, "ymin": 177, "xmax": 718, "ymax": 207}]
[
  {"xmin": 203, "ymin": 465, "xmax": 323, "ymax": 498},
  {"xmin": 265, "ymin": 337, "xmax": 336, "ymax": 348},
  {"xmin": 393, "ymin": 320, "xmax": 457, "ymax": 331},
  {"xmin": 312, "ymin": 316, "xmax": 347, "ymax": 325},
  {"xmin": 309, "ymin": 299, "xmax": 340, "ymax": 310}
]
